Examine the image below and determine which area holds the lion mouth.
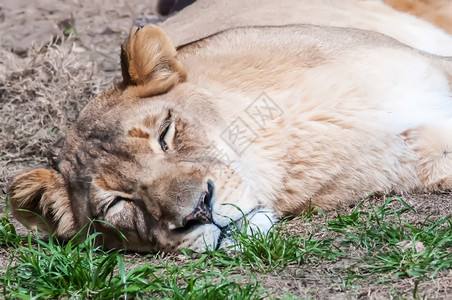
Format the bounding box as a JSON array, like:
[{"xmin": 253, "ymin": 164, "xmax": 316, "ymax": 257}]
[{"xmin": 172, "ymin": 180, "xmax": 257, "ymax": 250}]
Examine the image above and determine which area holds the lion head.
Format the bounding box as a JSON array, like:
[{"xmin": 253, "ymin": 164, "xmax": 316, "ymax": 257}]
[{"xmin": 8, "ymin": 25, "xmax": 269, "ymax": 253}]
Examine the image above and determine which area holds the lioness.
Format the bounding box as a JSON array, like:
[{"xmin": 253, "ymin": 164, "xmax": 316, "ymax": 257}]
[{"xmin": 8, "ymin": 1, "xmax": 452, "ymax": 252}]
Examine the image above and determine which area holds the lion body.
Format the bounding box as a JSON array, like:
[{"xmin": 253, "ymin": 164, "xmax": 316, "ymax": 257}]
[
  {"xmin": 8, "ymin": 2, "xmax": 452, "ymax": 252},
  {"xmin": 179, "ymin": 25, "xmax": 452, "ymax": 216}
]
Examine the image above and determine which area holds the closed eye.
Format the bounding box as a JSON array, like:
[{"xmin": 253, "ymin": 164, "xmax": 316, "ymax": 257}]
[
  {"xmin": 107, "ymin": 196, "xmax": 134, "ymax": 211},
  {"xmin": 159, "ymin": 122, "xmax": 171, "ymax": 151},
  {"xmin": 159, "ymin": 119, "xmax": 175, "ymax": 152}
]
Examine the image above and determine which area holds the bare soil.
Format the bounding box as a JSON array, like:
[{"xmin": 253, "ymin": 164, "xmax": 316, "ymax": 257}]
[{"xmin": 0, "ymin": 0, "xmax": 451, "ymax": 298}]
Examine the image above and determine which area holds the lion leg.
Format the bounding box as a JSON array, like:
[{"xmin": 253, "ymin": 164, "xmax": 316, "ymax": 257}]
[
  {"xmin": 409, "ymin": 121, "xmax": 452, "ymax": 191},
  {"xmin": 218, "ymin": 210, "xmax": 278, "ymax": 250}
]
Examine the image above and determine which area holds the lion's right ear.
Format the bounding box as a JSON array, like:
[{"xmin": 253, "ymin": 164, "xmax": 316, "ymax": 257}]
[
  {"xmin": 121, "ymin": 25, "xmax": 186, "ymax": 98},
  {"xmin": 8, "ymin": 169, "xmax": 76, "ymax": 239}
]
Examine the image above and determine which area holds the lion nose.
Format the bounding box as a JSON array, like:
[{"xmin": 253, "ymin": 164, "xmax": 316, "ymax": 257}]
[{"xmin": 182, "ymin": 183, "xmax": 214, "ymax": 226}]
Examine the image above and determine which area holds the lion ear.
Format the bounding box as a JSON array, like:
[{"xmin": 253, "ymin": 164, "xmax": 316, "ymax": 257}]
[
  {"xmin": 121, "ymin": 25, "xmax": 186, "ymax": 98},
  {"xmin": 8, "ymin": 169, "xmax": 76, "ymax": 239}
]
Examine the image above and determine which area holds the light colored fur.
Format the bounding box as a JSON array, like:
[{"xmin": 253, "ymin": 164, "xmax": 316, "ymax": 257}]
[
  {"xmin": 8, "ymin": 2, "xmax": 452, "ymax": 252},
  {"xmin": 384, "ymin": 0, "xmax": 452, "ymax": 34},
  {"xmin": 176, "ymin": 25, "xmax": 452, "ymax": 225},
  {"xmin": 161, "ymin": 0, "xmax": 452, "ymax": 56}
]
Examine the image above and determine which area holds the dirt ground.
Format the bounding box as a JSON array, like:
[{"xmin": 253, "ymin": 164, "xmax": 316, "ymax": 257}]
[
  {"xmin": 0, "ymin": 0, "xmax": 159, "ymax": 191},
  {"xmin": 1, "ymin": 0, "xmax": 452, "ymax": 298}
]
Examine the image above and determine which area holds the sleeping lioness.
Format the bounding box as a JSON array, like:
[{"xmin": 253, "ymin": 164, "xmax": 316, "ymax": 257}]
[{"xmin": 8, "ymin": 1, "xmax": 452, "ymax": 252}]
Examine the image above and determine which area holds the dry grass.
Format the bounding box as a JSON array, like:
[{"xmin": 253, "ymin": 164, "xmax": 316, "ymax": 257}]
[
  {"xmin": 0, "ymin": 0, "xmax": 154, "ymax": 191},
  {"xmin": 0, "ymin": 41, "xmax": 109, "ymax": 190}
]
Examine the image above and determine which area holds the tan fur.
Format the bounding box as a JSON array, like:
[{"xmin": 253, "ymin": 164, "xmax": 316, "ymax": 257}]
[
  {"xmin": 8, "ymin": 5, "xmax": 452, "ymax": 252},
  {"xmin": 8, "ymin": 169, "xmax": 76, "ymax": 239},
  {"xmin": 121, "ymin": 25, "xmax": 186, "ymax": 98},
  {"xmin": 385, "ymin": 0, "xmax": 452, "ymax": 33}
]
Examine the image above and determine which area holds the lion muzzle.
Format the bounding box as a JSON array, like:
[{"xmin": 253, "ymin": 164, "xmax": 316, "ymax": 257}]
[{"xmin": 182, "ymin": 191, "xmax": 213, "ymax": 226}]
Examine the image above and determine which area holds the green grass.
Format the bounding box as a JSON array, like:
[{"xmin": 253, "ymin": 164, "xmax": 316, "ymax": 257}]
[
  {"xmin": 1, "ymin": 195, "xmax": 452, "ymax": 299},
  {"xmin": 326, "ymin": 196, "xmax": 452, "ymax": 284},
  {"xmin": 0, "ymin": 196, "xmax": 23, "ymax": 248},
  {"xmin": 3, "ymin": 229, "xmax": 151, "ymax": 298},
  {"xmin": 1, "ymin": 228, "xmax": 268, "ymax": 299},
  {"xmin": 216, "ymin": 218, "xmax": 342, "ymax": 273},
  {"xmin": 155, "ymin": 255, "xmax": 266, "ymax": 300},
  {"xmin": 0, "ymin": 198, "xmax": 270, "ymax": 299}
]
